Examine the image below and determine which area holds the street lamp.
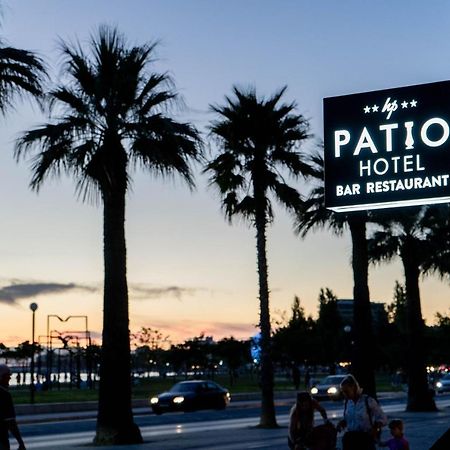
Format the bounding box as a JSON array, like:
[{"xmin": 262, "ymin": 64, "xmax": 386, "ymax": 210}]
[{"xmin": 29, "ymin": 302, "xmax": 38, "ymax": 404}]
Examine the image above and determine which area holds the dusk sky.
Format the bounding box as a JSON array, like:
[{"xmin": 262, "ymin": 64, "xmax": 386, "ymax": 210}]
[{"xmin": 1, "ymin": 0, "xmax": 450, "ymax": 346}]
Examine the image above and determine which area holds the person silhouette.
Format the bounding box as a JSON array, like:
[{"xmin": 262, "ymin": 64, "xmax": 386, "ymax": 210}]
[
  {"xmin": 288, "ymin": 391, "xmax": 329, "ymax": 449},
  {"xmin": 0, "ymin": 364, "xmax": 26, "ymax": 450}
]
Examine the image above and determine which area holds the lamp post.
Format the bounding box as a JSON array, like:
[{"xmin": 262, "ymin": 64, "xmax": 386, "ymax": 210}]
[
  {"xmin": 29, "ymin": 302, "xmax": 38, "ymax": 404},
  {"xmin": 344, "ymin": 325, "xmax": 353, "ymax": 370}
]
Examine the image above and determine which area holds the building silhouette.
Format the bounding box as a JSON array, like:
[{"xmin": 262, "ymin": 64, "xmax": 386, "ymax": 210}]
[{"xmin": 336, "ymin": 299, "xmax": 388, "ymax": 329}]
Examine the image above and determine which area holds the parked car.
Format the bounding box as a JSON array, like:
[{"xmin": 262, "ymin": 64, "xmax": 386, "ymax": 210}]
[
  {"xmin": 310, "ymin": 374, "xmax": 347, "ymax": 400},
  {"xmin": 435, "ymin": 373, "xmax": 450, "ymax": 393},
  {"xmin": 150, "ymin": 380, "xmax": 231, "ymax": 415}
]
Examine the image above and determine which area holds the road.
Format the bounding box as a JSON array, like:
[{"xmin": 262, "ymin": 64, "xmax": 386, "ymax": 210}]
[{"xmin": 14, "ymin": 394, "xmax": 450, "ymax": 449}]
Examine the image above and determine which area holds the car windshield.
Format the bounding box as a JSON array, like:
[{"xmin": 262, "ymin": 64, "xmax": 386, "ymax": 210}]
[
  {"xmin": 441, "ymin": 374, "xmax": 450, "ymax": 381},
  {"xmin": 169, "ymin": 382, "xmax": 199, "ymax": 393},
  {"xmin": 321, "ymin": 376, "xmax": 346, "ymax": 385}
]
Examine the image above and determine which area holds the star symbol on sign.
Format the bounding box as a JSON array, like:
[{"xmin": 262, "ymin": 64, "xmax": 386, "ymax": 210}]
[
  {"xmin": 372, "ymin": 104, "xmax": 379, "ymax": 112},
  {"xmin": 410, "ymin": 99, "xmax": 418, "ymax": 107},
  {"xmin": 401, "ymin": 101, "xmax": 409, "ymax": 109},
  {"xmin": 364, "ymin": 106, "xmax": 371, "ymax": 113}
]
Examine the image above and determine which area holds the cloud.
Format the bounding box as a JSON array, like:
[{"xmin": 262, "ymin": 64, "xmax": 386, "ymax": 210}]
[
  {"xmin": 132, "ymin": 317, "xmax": 256, "ymax": 343},
  {"xmin": 129, "ymin": 284, "xmax": 202, "ymax": 301},
  {"xmin": 0, "ymin": 281, "xmax": 96, "ymax": 306},
  {"xmin": 0, "ymin": 280, "xmax": 204, "ymax": 305}
]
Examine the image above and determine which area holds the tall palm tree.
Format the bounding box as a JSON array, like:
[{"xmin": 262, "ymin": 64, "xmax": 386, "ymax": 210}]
[
  {"xmin": 205, "ymin": 86, "xmax": 312, "ymax": 427},
  {"xmin": 367, "ymin": 206, "xmax": 449, "ymax": 411},
  {"xmin": 295, "ymin": 150, "xmax": 377, "ymax": 398},
  {"xmin": 15, "ymin": 26, "xmax": 202, "ymax": 444}
]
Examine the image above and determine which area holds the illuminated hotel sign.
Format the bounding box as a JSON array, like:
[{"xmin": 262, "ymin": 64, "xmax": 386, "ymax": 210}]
[{"xmin": 323, "ymin": 80, "xmax": 450, "ymax": 212}]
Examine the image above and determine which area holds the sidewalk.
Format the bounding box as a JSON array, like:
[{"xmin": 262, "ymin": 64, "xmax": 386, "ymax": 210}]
[{"xmin": 17, "ymin": 396, "xmax": 450, "ymax": 449}]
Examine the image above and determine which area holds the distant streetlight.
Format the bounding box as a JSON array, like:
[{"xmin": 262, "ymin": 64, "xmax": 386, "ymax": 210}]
[{"xmin": 29, "ymin": 302, "xmax": 38, "ymax": 404}]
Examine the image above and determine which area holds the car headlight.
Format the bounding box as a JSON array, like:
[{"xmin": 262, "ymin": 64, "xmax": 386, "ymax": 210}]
[
  {"xmin": 327, "ymin": 387, "xmax": 338, "ymax": 395},
  {"xmin": 173, "ymin": 396, "xmax": 185, "ymax": 404},
  {"xmin": 226, "ymin": 392, "xmax": 231, "ymax": 400},
  {"xmin": 311, "ymin": 387, "xmax": 318, "ymax": 395},
  {"xmin": 150, "ymin": 397, "xmax": 159, "ymax": 404},
  {"xmin": 436, "ymin": 382, "xmax": 443, "ymax": 388}
]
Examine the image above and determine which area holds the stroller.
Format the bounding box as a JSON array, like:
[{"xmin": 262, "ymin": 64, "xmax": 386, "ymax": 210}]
[{"xmin": 291, "ymin": 422, "xmax": 337, "ymax": 450}]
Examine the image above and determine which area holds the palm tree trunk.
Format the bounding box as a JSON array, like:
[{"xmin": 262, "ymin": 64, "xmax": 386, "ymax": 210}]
[
  {"xmin": 402, "ymin": 241, "xmax": 437, "ymax": 411},
  {"xmin": 348, "ymin": 213, "xmax": 377, "ymax": 398},
  {"xmin": 95, "ymin": 189, "xmax": 143, "ymax": 444},
  {"xmin": 255, "ymin": 210, "xmax": 277, "ymax": 428}
]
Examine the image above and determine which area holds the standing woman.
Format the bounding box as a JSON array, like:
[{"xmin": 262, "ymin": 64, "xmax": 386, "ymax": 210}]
[
  {"xmin": 288, "ymin": 391, "xmax": 329, "ymax": 449},
  {"xmin": 337, "ymin": 375, "xmax": 387, "ymax": 450}
]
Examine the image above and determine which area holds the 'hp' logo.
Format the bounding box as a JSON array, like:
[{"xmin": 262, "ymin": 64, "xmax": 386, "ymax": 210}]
[{"xmin": 382, "ymin": 97, "xmax": 398, "ymax": 120}]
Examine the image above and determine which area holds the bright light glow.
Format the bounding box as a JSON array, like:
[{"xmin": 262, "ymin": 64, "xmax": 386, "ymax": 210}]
[
  {"xmin": 173, "ymin": 396, "xmax": 185, "ymax": 404},
  {"xmin": 436, "ymin": 382, "xmax": 443, "ymax": 388},
  {"xmin": 311, "ymin": 387, "xmax": 319, "ymax": 395},
  {"xmin": 150, "ymin": 397, "xmax": 159, "ymax": 404},
  {"xmin": 226, "ymin": 392, "xmax": 231, "ymax": 399},
  {"xmin": 327, "ymin": 387, "xmax": 338, "ymax": 395},
  {"xmin": 328, "ymin": 195, "xmax": 450, "ymax": 212}
]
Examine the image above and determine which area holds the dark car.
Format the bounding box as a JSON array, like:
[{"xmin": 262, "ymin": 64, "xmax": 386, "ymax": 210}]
[
  {"xmin": 435, "ymin": 373, "xmax": 450, "ymax": 393},
  {"xmin": 150, "ymin": 380, "xmax": 231, "ymax": 415},
  {"xmin": 310, "ymin": 374, "xmax": 347, "ymax": 400}
]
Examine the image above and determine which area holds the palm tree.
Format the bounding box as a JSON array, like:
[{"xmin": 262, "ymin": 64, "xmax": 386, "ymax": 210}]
[
  {"xmin": 367, "ymin": 206, "xmax": 449, "ymax": 411},
  {"xmin": 295, "ymin": 150, "xmax": 377, "ymax": 398},
  {"xmin": 15, "ymin": 26, "xmax": 202, "ymax": 444},
  {"xmin": 205, "ymin": 86, "xmax": 312, "ymax": 427}
]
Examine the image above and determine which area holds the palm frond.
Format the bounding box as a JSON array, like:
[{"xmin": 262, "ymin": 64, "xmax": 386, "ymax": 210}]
[
  {"xmin": 294, "ymin": 147, "xmax": 346, "ymax": 238},
  {"xmin": 367, "ymin": 230, "xmax": 399, "ymax": 265},
  {"xmin": 0, "ymin": 46, "xmax": 47, "ymax": 112},
  {"xmin": 129, "ymin": 116, "xmax": 202, "ymax": 188},
  {"xmin": 269, "ymin": 178, "xmax": 302, "ymax": 211}
]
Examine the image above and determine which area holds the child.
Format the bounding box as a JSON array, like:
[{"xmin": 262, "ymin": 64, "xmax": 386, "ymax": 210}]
[{"xmin": 378, "ymin": 419, "xmax": 410, "ymax": 450}]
